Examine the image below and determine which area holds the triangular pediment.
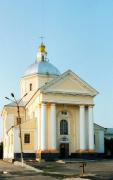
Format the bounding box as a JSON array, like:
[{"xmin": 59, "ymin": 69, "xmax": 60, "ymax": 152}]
[{"xmin": 41, "ymin": 70, "xmax": 98, "ymax": 96}]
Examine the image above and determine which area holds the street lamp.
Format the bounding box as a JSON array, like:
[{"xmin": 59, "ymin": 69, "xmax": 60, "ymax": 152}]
[{"xmin": 5, "ymin": 93, "xmax": 27, "ymax": 167}]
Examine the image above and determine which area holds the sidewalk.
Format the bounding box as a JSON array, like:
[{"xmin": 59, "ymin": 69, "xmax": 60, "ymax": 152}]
[
  {"xmin": 22, "ymin": 159, "xmax": 113, "ymax": 179},
  {"xmin": 24, "ymin": 159, "xmax": 95, "ymax": 178}
]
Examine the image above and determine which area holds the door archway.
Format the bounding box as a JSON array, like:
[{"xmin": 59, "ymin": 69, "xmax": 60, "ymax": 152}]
[{"xmin": 60, "ymin": 143, "xmax": 69, "ymax": 159}]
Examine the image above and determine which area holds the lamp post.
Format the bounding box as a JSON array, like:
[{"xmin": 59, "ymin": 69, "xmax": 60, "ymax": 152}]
[{"xmin": 5, "ymin": 93, "xmax": 27, "ymax": 167}]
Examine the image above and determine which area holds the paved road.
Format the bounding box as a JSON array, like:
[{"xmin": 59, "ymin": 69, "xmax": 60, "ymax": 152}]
[
  {"xmin": 1, "ymin": 159, "xmax": 113, "ymax": 180},
  {"xmin": 0, "ymin": 160, "xmax": 57, "ymax": 180},
  {"xmin": 26, "ymin": 159, "xmax": 113, "ymax": 180}
]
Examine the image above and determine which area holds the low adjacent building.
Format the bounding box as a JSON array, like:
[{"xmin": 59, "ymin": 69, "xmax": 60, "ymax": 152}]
[
  {"xmin": 105, "ymin": 128, "xmax": 113, "ymax": 140},
  {"xmin": 94, "ymin": 124, "xmax": 105, "ymax": 154}
]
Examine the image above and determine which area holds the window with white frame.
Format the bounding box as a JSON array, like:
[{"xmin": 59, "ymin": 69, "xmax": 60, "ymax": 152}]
[{"xmin": 60, "ymin": 119, "xmax": 68, "ymax": 135}]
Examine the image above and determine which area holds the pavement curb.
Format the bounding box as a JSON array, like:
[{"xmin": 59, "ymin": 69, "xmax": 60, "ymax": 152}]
[{"xmin": 14, "ymin": 161, "xmax": 43, "ymax": 173}]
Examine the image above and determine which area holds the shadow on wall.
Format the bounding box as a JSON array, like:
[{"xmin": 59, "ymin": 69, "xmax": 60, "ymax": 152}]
[{"xmin": 0, "ymin": 142, "xmax": 3, "ymax": 159}]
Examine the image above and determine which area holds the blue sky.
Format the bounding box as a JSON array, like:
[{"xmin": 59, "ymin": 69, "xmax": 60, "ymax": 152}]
[{"xmin": 0, "ymin": 0, "xmax": 113, "ymax": 140}]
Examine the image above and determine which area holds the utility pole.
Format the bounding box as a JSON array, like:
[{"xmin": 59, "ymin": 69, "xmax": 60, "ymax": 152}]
[{"xmin": 5, "ymin": 93, "xmax": 27, "ymax": 167}]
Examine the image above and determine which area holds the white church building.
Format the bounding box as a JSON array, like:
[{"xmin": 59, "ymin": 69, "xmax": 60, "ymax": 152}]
[{"xmin": 2, "ymin": 42, "xmax": 105, "ymax": 161}]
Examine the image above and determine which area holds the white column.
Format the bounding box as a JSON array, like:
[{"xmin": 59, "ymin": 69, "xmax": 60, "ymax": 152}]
[
  {"xmin": 37, "ymin": 105, "xmax": 41, "ymax": 150},
  {"xmin": 88, "ymin": 105, "xmax": 94, "ymax": 151},
  {"xmin": 49, "ymin": 103, "xmax": 56, "ymax": 150},
  {"xmin": 41, "ymin": 103, "xmax": 47, "ymax": 150},
  {"xmin": 79, "ymin": 105, "xmax": 86, "ymax": 150}
]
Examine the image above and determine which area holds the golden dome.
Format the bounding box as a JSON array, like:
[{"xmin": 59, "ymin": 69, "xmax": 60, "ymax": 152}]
[{"xmin": 38, "ymin": 43, "xmax": 46, "ymax": 53}]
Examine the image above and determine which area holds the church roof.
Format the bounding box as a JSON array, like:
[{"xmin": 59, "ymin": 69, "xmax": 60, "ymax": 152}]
[
  {"xmin": 24, "ymin": 42, "xmax": 60, "ymax": 77},
  {"xmin": 40, "ymin": 69, "xmax": 99, "ymax": 96},
  {"xmin": 5, "ymin": 100, "xmax": 26, "ymax": 107},
  {"xmin": 94, "ymin": 123, "xmax": 105, "ymax": 130},
  {"xmin": 25, "ymin": 69, "xmax": 98, "ymax": 107},
  {"xmin": 24, "ymin": 61, "xmax": 60, "ymax": 77}
]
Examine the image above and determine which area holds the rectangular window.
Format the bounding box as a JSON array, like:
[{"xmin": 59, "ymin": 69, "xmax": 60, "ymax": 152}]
[
  {"xmin": 24, "ymin": 134, "xmax": 30, "ymax": 144},
  {"xmin": 30, "ymin": 83, "xmax": 32, "ymax": 91},
  {"xmin": 17, "ymin": 117, "xmax": 21, "ymax": 125}
]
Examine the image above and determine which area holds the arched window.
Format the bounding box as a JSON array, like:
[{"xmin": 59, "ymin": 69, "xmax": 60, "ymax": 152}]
[{"xmin": 60, "ymin": 120, "xmax": 68, "ymax": 135}]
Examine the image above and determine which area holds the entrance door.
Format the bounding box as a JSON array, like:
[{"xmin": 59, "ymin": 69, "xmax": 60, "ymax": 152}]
[{"xmin": 60, "ymin": 143, "xmax": 69, "ymax": 159}]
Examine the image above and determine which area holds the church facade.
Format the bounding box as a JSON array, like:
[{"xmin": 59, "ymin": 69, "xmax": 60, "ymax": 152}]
[{"xmin": 2, "ymin": 43, "xmax": 105, "ymax": 161}]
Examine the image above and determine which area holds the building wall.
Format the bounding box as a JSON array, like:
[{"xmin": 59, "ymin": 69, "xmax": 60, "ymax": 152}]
[
  {"xmin": 42, "ymin": 93, "xmax": 93, "ymax": 105},
  {"xmin": 94, "ymin": 124, "xmax": 105, "ymax": 153},
  {"xmin": 3, "ymin": 104, "xmax": 105, "ymax": 159},
  {"xmin": 24, "ymin": 102, "xmax": 80, "ymax": 154},
  {"xmin": 56, "ymin": 104, "xmax": 77, "ymax": 154},
  {"xmin": 3, "ymin": 70, "xmax": 100, "ymax": 159},
  {"xmin": 2, "ymin": 106, "xmax": 36, "ymax": 158},
  {"xmin": 20, "ymin": 74, "xmax": 57, "ymax": 101}
]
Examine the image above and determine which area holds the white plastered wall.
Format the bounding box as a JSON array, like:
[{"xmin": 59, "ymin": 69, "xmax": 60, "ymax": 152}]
[
  {"xmin": 7, "ymin": 113, "xmax": 14, "ymax": 130},
  {"xmin": 94, "ymin": 127, "xmax": 105, "ymax": 153},
  {"xmin": 13, "ymin": 128, "xmax": 20, "ymax": 153},
  {"xmin": 7, "ymin": 129, "xmax": 14, "ymax": 159},
  {"xmin": 98, "ymin": 130, "xmax": 104, "ymax": 153},
  {"xmin": 3, "ymin": 113, "xmax": 14, "ymax": 159}
]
